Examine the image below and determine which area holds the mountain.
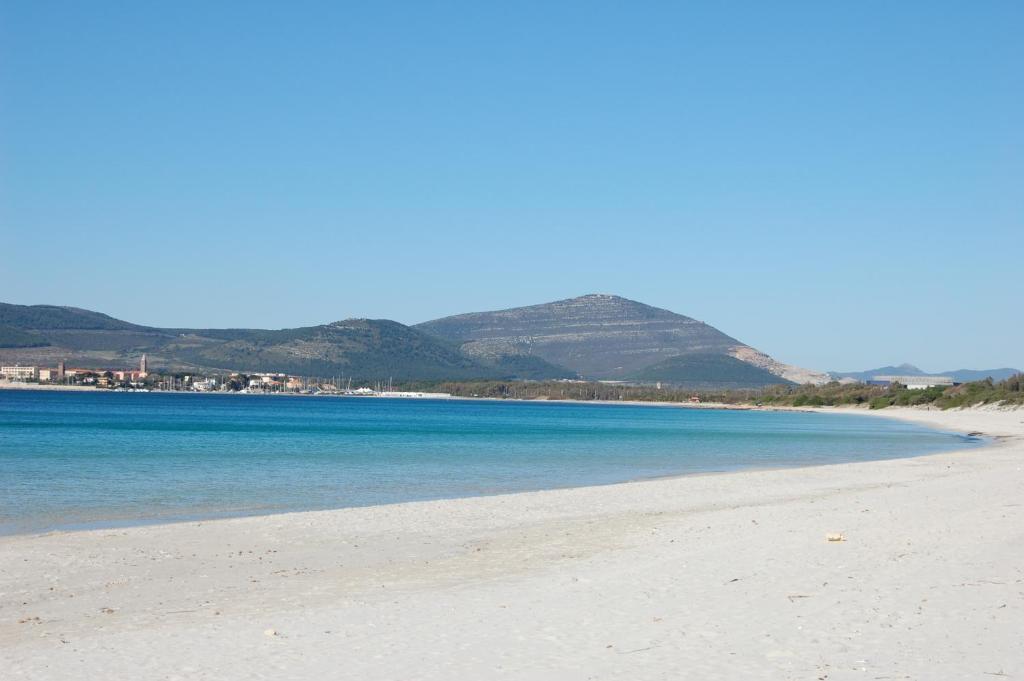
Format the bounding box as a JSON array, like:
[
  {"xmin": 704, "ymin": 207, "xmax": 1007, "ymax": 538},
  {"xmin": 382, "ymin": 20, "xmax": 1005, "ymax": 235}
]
[
  {"xmin": 944, "ymin": 368, "xmax": 1022, "ymax": 383},
  {"xmin": 0, "ymin": 303, "xmax": 543, "ymax": 381},
  {"xmin": 416, "ymin": 294, "xmax": 826, "ymax": 385},
  {"xmin": 1, "ymin": 296, "xmax": 829, "ymax": 386},
  {"xmin": 831, "ymin": 364, "xmax": 1022, "ymax": 384},
  {"xmin": 830, "ymin": 364, "xmax": 926, "ymax": 382}
]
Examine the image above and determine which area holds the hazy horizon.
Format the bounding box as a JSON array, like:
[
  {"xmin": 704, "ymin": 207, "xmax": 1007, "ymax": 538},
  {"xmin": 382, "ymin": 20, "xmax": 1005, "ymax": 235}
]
[{"xmin": 2, "ymin": 3, "xmax": 1021, "ymax": 371}]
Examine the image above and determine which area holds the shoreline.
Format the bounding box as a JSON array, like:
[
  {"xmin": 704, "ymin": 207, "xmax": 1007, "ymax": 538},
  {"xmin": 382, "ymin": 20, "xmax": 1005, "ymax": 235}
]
[
  {"xmin": 3, "ymin": 406, "xmax": 1022, "ymax": 678},
  {"xmin": 5, "ymin": 379, "xmax": 1017, "ymax": 422},
  {"xmin": 6, "ymin": 379, "xmax": 1019, "ymax": 422},
  {"xmin": 3, "ymin": 433, "xmax": 987, "ymax": 540},
  {"xmin": 1, "ymin": 409, "xmax": 1010, "ymax": 539},
  {"xmin": 0, "ymin": 378, "xmax": 912, "ymax": 415},
  {"xmin": 0, "ymin": 401, "xmax": 991, "ymax": 539}
]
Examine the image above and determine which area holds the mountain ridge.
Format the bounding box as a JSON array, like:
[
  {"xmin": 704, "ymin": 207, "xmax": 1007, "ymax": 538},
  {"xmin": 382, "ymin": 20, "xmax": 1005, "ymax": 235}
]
[
  {"xmin": 14, "ymin": 297, "xmax": 983, "ymax": 388},
  {"xmin": 416, "ymin": 294, "xmax": 826, "ymax": 385},
  {"xmin": 831, "ymin": 364, "xmax": 1022, "ymax": 384},
  {"xmin": 0, "ymin": 302, "xmax": 579, "ymax": 381}
]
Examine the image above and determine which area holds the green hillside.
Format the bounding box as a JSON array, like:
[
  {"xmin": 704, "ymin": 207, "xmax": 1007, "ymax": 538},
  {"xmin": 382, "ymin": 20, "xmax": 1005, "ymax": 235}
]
[
  {"xmin": 416, "ymin": 294, "xmax": 745, "ymax": 380},
  {"xmin": 171, "ymin": 319, "xmax": 503, "ymax": 380},
  {"xmin": 0, "ymin": 324, "xmax": 50, "ymax": 348},
  {"xmin": 477, "ymin": 354, "xmax": 577, "ymax": 380},
  {"xmin": 0, "ymin": 303, "xmax": 531, "ymax": 380},
  {"xmin": 634, "ymin": 353, "xmax": 792, "ymax": 388},
  {"xmin": 0, "ymin": 304, "xmax": 145, "ymax": 331},
  {"xmin": 0, "ymin": 298, "xmax": 803, "ymax": 385}
]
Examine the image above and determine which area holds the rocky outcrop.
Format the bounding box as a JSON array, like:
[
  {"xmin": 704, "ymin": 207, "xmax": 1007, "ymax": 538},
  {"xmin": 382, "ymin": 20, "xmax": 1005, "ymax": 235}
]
[{"xmin": 727, "ymin": 346, "xmax": 830, "ymax": 386}]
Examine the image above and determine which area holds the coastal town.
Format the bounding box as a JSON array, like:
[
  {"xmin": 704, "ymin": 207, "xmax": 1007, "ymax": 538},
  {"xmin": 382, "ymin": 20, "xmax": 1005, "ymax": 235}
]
[{"xmin": 0, "ymin": 356, "xmax": 451, "ymax": 398}]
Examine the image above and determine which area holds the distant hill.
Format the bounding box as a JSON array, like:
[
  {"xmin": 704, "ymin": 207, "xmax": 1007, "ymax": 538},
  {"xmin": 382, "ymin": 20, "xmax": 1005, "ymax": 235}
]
[
  {"xmin": 944, "ymin": 368, "xmax": 1022, "ymax": 383},
  {"xmin": 633, "ymin": 353, "xmax": 791, "ymax": 389},
  {"xmin": 830, "ymin": 364, "xmax": 926, "ymax": 382},
  {"xmin": 1, "ymin": 296, "xmax": 829, "ymax": 387},
  {"xmin": 168, "ymin": 319, "xmax": 508, "ymax": 381},
  {"xmin": 0, "ymin": 304, "xmax": 145, "ymax": 332},
  {"xmin": 830, "ymin": 363, "xmax": 1021, "ymax": 384},
  {"xmin": 417, "ymin": 294, "xmax": 824, "ymax": 385},
  {"xmin": 0, "ymin": 303, "xmax": 534, "ymax": 381}
]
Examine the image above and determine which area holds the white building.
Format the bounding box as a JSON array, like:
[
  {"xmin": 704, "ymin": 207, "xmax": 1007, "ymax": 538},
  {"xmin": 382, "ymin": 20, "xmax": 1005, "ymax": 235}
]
[
  {"xmin": 1, "ymin": 365, "xmax": 37, "ymax": 380},
  {"xmin": 873, "ymin": 375, "xmax": 954, "ymax": 390},
  {"xmin": 192, "ymin": 378, "xmax": 217, "ymax": 391}
]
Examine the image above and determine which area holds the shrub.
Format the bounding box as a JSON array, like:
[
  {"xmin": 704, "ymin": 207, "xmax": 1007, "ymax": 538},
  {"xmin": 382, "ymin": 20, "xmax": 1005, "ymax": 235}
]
[{"xmin": 869, "ymin": 396, "xmax": 893, "ymax": 410}]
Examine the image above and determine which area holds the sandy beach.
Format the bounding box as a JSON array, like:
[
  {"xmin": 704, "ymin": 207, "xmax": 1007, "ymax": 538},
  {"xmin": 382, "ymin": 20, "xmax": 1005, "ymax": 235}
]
[{"xmin": 2, "ymin": 406, "xmax": 1022, "ymax": 680}]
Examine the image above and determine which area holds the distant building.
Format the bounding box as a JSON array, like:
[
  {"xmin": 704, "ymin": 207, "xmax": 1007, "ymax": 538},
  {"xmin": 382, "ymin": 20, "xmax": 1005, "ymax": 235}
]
[
  {"xmin": 112, "ymin": 370, "xmax": 147, "ymax": 381},
  {"xmin": 1, "ymin": 365, "xmax": 37, "ymax": 380},
  {"xmin": 192, "ymin": 378, "xmax": 217, "ymax": 391},
  {"xmin": 38, "ymin": 368, "xmax": 57, "ymax": 382},
  {"xmin": 871, "ymin": 375, "xmax": 954, "ymax": 390},
  {"xmin": 139, "ymin": 354, "xmax": 148, "ymax": 377}
]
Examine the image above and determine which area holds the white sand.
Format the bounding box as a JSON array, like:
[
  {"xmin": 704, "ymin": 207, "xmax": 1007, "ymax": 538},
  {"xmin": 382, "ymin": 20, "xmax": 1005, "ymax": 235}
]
[{"xmin": 2, "ymin": 406, "xmax": 1022, "ymax": 680}]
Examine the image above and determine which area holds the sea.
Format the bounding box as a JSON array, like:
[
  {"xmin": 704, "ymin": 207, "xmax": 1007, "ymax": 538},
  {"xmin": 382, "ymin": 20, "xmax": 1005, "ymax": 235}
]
[{"xmin": 0, "ymin": 390, "xmax": 982, "ymax": 535}]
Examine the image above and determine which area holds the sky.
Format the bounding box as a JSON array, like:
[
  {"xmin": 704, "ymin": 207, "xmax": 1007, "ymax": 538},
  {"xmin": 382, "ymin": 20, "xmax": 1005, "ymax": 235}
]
[{"xmin": 1, "ymin": 2, "xmax": 1021, "ymax": 372}]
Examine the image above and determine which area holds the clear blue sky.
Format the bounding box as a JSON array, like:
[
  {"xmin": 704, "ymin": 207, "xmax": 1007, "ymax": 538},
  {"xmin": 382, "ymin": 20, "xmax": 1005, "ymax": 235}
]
[{"xmin": 1, "ymin": 2, "xmax": 1021, "ymax": 372}]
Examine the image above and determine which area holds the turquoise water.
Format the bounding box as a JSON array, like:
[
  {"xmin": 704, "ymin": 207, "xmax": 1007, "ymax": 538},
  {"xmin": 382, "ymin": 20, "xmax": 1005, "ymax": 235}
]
[{"xmin": 0, "ymin": 390, "xmax": 981, "ymax": 534}]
